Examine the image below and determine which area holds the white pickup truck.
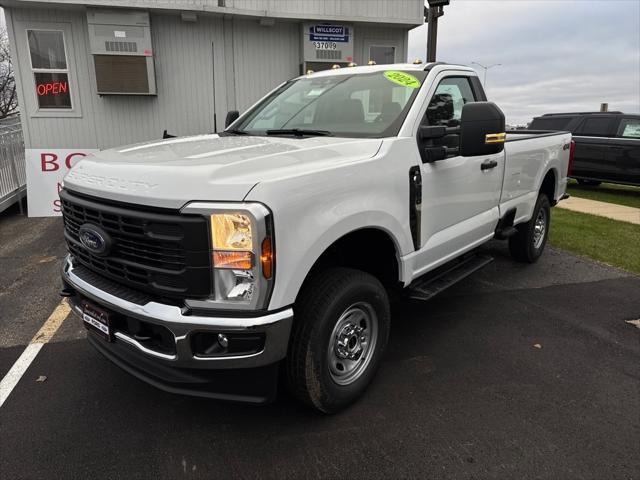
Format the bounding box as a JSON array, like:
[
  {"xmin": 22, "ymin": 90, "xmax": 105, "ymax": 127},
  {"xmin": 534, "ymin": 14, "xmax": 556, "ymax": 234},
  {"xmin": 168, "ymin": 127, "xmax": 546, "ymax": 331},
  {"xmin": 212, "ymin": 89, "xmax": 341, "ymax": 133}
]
[{"xmin": 61, "ymin": 63, "xmax": 573, "ymax": 413}]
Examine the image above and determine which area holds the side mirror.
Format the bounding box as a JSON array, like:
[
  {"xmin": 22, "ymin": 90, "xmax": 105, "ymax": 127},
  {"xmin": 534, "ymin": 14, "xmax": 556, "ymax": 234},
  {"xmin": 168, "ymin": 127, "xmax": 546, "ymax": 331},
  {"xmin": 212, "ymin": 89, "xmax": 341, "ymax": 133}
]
[
  {"xmin": 417, "ymin": 125, "xmax": 452, "ymax": 163},
  {"xmin": 418, "ymin": 125, "xmax": 447, "ymax": 141},
  {"xmin": 459, "ymin": 102, "xmax": 506, "ymax": 157},
  {"xmin": 225, "ymin": 110, "xmax": 240, "ymax": 128}
]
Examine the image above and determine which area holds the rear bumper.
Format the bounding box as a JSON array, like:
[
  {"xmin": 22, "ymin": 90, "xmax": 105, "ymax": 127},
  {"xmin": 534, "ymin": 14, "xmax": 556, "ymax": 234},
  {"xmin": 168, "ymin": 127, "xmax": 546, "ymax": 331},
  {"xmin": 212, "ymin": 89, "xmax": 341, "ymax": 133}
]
[{"xmin": 62, "ymin": 255, "xmax": 293, "ymax": 403}]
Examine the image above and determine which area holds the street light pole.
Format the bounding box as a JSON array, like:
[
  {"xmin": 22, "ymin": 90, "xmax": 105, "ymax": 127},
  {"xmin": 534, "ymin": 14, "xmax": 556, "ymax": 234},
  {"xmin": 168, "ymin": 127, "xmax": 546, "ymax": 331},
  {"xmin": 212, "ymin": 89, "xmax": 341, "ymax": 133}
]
[
  {"xmin": 425, "ymin": 0, "xmax": 450, "ymax": 62},
  {"xmin": 470, "ymin": 62, "xmax": 502, "ymax": 89}
]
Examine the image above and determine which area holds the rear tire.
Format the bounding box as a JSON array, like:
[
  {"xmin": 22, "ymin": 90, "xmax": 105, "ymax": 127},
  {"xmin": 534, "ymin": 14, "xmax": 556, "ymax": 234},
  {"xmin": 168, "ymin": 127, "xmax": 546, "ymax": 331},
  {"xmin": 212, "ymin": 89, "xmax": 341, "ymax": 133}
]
[
  {"xmin": 509, "ymin": 193, "xmax": 551, "ymax": 263},
  {"xmin": 286, "ymin": 267, "xmax": 390, "ymax": 413}
]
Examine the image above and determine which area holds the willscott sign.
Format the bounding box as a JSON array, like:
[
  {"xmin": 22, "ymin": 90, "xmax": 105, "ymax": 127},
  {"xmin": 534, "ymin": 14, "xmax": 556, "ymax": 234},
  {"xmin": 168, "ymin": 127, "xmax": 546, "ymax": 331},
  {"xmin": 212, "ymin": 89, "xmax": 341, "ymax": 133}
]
[
  {"xmin": 309, "ymin": 24, "xmax": 351, "ymax": 43},
  {"xmin": 302, "ymin": 23, "xmax": 354, "ymax": 62}
]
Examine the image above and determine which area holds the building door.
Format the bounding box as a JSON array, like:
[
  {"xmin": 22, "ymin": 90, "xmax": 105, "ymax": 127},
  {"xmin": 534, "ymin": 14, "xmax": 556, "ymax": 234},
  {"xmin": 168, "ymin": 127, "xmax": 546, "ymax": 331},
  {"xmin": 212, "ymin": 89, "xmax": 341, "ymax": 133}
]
[{"xmin": 364, "ymin": 40, "xmax": 400, "ymax": 65}]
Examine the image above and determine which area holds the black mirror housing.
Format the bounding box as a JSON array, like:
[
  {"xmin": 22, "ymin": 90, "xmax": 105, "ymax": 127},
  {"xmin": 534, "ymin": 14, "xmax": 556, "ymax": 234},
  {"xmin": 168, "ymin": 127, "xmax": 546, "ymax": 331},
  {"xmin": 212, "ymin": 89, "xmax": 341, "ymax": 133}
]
[
  {"xmin": 423, "ymin": 146, "xmax": 447, "ymax": 162},
  {"xmin": 418, "ymin": 125, "xmax": 447, "ymax": 141},
  {"xmin": 459, "ymin": 102, "xmax": 506, "ymax": 157},
  {"xmin": 225, "ymin": 110, "xmax": 240, "ymax": 128}
]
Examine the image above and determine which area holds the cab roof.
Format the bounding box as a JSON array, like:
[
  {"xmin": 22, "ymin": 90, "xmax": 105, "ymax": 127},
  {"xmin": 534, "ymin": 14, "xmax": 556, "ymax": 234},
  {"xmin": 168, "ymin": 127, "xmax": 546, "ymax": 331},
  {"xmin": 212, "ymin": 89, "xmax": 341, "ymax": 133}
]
[{"xmin": 301, "ymin": 62, "xmax": 475, "ymax": 79}]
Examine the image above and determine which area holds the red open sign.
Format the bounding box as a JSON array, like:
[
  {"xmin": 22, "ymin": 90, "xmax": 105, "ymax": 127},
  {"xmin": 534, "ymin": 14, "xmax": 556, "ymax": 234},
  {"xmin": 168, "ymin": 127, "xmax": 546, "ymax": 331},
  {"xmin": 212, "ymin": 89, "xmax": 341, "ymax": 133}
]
[
  {"xmin": 34, "ymin": 72, "xmax": 72, "ymax": 109},
  {"xmin": 36, "ymin": 81, "xmax": 69, "ymax": 96}
]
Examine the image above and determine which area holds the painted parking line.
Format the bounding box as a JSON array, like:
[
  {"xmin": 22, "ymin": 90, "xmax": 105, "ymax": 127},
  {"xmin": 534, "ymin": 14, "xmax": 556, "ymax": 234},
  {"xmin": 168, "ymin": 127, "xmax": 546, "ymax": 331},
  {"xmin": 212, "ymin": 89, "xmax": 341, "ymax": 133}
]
[{"xmin": 0, "ymin": 298, "xmax": 70, "ymax": 408}]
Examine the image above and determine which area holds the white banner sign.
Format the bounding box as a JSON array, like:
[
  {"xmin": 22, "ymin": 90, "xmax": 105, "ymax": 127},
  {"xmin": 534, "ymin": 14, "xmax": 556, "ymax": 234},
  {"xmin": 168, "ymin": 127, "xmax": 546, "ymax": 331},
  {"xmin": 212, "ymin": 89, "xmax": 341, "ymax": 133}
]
[{"xmin": 25, "ymin": 149, "xmax": 99, "ymax": 217}]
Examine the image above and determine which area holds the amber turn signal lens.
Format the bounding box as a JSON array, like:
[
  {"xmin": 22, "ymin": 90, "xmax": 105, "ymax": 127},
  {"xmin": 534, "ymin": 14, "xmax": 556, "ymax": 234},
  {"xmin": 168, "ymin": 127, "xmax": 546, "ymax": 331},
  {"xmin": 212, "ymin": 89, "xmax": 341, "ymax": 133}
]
[
  {"xmin": 213, "ymin": 250, "xmax": 253, "ymax": 270},
  {"xmin": 261, "ymin": 237, "xmax": 273, "ymax": 279}
]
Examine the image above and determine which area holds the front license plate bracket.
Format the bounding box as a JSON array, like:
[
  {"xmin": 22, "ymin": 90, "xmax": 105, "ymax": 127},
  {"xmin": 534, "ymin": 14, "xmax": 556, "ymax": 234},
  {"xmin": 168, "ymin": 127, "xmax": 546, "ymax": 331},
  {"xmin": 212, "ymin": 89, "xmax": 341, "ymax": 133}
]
[{"xmin": 82, "ymin": 300, "xmax": 113, "ymax": 342}]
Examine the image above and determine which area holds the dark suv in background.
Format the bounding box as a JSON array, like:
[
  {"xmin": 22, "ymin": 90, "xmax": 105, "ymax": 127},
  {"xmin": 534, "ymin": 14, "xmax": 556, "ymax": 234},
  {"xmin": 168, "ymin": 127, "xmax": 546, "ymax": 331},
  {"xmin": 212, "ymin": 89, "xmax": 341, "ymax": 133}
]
[{"xmin": 528, "ymin": 112, "xmax": 640, "ymax": 186}]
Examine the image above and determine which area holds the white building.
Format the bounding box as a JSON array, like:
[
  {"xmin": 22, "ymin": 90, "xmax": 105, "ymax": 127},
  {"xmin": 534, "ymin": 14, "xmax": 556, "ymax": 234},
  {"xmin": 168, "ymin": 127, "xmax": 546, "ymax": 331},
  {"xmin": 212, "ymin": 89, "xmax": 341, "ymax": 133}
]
[{"xmin": 1, "ymin": 0, "xmax": 424, "ymax": 215}]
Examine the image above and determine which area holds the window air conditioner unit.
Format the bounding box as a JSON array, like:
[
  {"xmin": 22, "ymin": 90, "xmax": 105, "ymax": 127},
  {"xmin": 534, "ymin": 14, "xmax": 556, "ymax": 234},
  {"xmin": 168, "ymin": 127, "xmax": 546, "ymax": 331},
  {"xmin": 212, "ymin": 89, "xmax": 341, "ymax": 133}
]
[{"xmin": 87, "ymin": 9, "xmax": 157, "ymax": 95}]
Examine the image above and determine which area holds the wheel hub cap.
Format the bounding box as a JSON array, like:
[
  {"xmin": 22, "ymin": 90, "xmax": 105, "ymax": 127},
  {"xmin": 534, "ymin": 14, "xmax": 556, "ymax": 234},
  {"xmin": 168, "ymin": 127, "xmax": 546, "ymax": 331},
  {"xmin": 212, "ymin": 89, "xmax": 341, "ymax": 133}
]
[
  {"xmin": 335, "ymin": 324, "xmax": 366, "ymax": 361},
  {"xmin": 327, "ymin": 302, "xmax": 379, "ymax": 386},
  {"xmin": 532, "ymin": 208, "xmax": 547, "ymax": 249}
]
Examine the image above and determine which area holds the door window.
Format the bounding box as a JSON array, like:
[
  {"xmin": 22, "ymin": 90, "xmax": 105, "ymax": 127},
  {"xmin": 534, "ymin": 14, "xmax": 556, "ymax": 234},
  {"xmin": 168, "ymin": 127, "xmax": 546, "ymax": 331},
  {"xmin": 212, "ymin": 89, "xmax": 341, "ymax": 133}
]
[
  {"xmin": 425, "ymin": 77, "xmax": 476, "ymax": 127},
  {"xmin": 575, "ymin": 117, "xmax": 613, "ymax": 137},
  {"xmin": 617, "ymin": 119, "xmax": 640, "ymax": 138},
  {"xmin": 27, "ymin": 30, "xmax": 72, "ymax": 110}
]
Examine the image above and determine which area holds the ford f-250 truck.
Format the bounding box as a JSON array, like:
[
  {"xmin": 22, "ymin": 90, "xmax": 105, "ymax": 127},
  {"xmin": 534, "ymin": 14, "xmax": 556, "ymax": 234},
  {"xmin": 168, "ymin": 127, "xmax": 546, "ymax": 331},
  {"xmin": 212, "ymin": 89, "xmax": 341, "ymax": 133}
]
[{"xmin": 60, "ymin": 63, "xmax": 573, "ymax": 413}]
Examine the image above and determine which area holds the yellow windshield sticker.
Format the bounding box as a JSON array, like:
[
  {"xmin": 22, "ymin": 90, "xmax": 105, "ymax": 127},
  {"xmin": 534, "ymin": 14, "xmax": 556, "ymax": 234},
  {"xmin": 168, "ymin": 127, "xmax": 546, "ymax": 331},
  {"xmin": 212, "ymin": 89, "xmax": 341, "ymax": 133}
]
[{"xmin": 383, "ymin": 71, "xmax": 421, "ymax": 89}]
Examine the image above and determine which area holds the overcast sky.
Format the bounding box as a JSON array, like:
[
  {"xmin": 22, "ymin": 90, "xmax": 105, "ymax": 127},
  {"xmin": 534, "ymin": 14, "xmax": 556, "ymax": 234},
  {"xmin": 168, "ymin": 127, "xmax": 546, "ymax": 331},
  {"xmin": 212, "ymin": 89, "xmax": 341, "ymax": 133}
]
[
  {"xmin": 408, "ymin": 0, "xmax": 640, "ymax": 125},
  {"xmin": 2, "ymin": 3, "xmax": 638, "ymax": 125}
]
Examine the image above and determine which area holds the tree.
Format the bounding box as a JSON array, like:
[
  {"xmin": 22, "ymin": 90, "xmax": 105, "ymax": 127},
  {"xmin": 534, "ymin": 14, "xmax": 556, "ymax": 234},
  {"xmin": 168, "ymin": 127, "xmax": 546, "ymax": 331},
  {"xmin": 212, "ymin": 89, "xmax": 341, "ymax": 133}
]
[{"xmin": 0, "ymin": 27, "xmax": 18, "ymax": 118}]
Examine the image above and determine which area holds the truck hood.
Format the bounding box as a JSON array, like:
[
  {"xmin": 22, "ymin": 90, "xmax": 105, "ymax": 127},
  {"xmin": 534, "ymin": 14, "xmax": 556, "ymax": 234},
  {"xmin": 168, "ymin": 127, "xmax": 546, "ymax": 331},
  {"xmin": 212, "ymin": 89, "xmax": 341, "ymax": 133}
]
[{"xmin": 64, "ymin": 134, "xmax": 383, "ymax": 209}]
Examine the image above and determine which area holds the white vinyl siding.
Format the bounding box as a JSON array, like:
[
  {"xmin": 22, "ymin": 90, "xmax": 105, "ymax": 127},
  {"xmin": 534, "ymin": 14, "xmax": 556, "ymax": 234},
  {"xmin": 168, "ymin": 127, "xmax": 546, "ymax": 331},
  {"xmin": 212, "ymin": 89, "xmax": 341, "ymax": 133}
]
[{"xmin": 11, "ymin": 1, "xmax": 423, "ymax": 26}]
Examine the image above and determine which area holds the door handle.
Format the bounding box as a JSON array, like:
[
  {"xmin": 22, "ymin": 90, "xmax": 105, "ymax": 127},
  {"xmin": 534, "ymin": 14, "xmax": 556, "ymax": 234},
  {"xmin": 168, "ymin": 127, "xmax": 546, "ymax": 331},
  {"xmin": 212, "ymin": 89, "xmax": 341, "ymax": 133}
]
[{"xmin": 481, "ymin": 159, "xmax": 498, "ymax": 171}]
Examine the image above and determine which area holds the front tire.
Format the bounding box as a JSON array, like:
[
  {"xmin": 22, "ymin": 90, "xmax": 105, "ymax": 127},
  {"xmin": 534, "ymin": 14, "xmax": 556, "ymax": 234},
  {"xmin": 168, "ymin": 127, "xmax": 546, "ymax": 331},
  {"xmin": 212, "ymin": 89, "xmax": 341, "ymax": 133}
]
[
  {"xmin": 509, "ymin": 193, "xmax": 551, "ymax": 263},
  {"xmin": 286, "ymin": 268, "xmax": 390, "ymax": 413}
]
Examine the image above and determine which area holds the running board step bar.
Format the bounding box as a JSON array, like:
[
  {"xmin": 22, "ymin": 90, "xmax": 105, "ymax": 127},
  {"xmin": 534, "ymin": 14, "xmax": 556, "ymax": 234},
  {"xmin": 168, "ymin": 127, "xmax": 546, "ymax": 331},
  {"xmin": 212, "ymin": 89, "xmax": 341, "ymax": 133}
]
[{"xmin": 407, "ymin": 254, "xmax": 494, "ymax": 301}]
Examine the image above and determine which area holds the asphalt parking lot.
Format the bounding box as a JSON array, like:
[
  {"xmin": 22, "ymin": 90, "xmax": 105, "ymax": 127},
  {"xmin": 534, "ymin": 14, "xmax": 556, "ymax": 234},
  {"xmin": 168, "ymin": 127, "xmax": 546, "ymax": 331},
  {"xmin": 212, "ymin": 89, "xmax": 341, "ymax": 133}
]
[{"xmin": 1, "ymin": 203, "xmax": 639, "ymax": 479}]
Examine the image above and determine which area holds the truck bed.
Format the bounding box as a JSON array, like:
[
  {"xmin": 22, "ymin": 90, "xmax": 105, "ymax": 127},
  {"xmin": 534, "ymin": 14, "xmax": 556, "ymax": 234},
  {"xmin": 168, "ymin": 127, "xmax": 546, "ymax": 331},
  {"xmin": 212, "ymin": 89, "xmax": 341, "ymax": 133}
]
[{"xmin": 501, "ymin": 130, "xmax": 572, "ymax": 225}]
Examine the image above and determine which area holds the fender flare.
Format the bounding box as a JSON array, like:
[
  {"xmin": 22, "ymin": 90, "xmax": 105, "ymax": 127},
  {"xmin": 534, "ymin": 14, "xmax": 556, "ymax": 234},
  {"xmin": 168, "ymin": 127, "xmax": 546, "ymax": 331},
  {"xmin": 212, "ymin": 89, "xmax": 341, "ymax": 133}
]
[{"xmin": 269, "ymin": 212, "xmax": 412, "ymax": 309}]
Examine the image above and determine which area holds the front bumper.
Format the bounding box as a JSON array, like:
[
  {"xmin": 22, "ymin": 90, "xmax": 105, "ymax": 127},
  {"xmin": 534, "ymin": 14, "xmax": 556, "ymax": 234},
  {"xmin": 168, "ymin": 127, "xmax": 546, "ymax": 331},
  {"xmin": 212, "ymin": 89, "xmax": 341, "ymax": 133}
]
[{"xmin": 62, "ymin": 256, "xmax": 293, "ymax": 403}]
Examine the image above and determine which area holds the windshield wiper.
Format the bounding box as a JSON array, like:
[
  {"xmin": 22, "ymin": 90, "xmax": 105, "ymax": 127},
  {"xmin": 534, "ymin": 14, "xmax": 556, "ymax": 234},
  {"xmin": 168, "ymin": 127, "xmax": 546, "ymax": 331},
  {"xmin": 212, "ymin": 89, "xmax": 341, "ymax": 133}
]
[
  {"xmin": 223, "ymin": 129, "xmax": 249, "ymax": 135},
  {"xmin": 266, "ymin": 128, "xmax": 333, "ymax": 137}
]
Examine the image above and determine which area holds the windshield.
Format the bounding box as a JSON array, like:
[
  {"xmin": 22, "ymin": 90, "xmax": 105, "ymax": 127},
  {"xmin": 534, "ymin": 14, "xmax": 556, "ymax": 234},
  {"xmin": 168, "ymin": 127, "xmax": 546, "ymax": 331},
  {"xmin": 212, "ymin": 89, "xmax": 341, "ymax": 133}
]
[{"xmin": 232, "ymin": 70, "xmax": 427, "ymax": 138}]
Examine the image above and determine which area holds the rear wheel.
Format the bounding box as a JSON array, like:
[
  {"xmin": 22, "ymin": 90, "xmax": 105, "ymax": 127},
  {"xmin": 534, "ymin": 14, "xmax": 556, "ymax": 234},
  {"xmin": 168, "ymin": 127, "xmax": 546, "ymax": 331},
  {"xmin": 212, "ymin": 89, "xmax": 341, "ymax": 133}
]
[
  {"xmin": 286, "ymin": 268, "xmax": 390, "ymax": 413},
  {"xmin": 509, "ymin": 193, "xmax": 551, "ymax": 263}
]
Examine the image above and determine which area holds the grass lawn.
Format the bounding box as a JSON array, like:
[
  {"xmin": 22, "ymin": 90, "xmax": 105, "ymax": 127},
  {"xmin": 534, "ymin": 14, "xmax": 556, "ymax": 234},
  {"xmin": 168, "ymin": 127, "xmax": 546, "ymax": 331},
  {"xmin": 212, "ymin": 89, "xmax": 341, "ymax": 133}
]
[
  {"xmin": 549, "ymin": 207, "xmax": 640, "ymax": 274},
  {"xmin": 567, "ymin": 180, "xmax": 640, "ymax": 209}
]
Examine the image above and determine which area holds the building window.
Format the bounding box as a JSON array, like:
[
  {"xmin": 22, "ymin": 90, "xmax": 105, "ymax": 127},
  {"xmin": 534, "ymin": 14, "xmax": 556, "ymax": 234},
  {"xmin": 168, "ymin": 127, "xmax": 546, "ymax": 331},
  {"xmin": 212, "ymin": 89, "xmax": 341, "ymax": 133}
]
[
  {"xmin": 369, "ymin": 45, "xmax": 396, "ymax": 65},
  {"xmin": 27, "ymin": 30, "xmax": 72, "ymax": 109}
]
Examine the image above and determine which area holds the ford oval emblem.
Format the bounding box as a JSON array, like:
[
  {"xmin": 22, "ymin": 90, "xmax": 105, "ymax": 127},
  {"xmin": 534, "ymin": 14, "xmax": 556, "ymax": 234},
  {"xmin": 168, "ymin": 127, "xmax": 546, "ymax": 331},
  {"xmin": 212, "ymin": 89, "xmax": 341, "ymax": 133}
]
[{"xmin": 78, "ymin": 224, "xmax": 111, "ymax": 256}]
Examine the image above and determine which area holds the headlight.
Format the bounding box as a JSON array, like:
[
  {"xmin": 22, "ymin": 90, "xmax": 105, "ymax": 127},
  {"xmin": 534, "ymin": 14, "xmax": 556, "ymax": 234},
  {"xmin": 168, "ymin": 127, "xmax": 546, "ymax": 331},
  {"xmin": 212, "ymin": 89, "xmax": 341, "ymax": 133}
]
[
  {"xmin": 181, "ymin": 202, "xmax": 274, "ymax": 311},
  {"xmin": 211, "ymin": 213, "xmax": 252, "ymax": 251},
  {"xmin": 211, "ymin": 213, "xmax": 254, "ymax": 270}
]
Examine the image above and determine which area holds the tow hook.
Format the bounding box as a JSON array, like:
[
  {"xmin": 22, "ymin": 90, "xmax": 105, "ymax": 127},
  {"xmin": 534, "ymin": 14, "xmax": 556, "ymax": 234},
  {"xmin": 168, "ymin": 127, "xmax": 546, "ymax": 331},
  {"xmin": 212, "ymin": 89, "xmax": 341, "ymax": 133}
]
[{"xmin": 59, "ymin": 287, "xmax": 75, "ymax": 298}]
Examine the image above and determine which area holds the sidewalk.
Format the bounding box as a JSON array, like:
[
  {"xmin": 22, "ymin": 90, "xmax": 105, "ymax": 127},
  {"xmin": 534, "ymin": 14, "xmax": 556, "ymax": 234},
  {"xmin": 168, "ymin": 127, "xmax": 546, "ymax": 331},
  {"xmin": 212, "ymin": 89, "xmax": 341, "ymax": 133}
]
[{"xmin": 557, "ymin": 196, "xmax": 640, "ymax": 225}]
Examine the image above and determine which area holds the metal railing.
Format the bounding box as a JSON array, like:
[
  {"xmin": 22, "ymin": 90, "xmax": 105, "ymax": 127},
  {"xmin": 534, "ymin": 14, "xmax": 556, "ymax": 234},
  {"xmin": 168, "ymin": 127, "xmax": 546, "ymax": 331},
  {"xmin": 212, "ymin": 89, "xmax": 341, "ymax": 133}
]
[{"xmin": 0, "ymin": 115, "xmax": 26, "ymax": 214}]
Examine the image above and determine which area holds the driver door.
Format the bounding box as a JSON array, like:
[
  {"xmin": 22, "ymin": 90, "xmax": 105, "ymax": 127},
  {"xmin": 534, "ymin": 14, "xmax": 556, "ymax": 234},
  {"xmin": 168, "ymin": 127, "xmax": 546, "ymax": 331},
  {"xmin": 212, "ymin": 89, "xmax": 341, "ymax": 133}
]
[{"xmin": 417, "ymin": 76, "xmax": 504, "ymax": 269}]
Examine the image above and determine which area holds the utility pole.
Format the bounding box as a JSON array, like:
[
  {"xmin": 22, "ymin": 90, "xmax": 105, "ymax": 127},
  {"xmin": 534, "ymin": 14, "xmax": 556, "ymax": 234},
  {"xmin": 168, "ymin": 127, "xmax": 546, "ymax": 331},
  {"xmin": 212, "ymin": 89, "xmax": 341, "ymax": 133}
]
[
  {"xmin": 470, "ymin": 61, "xmax": 502, "ymax": 89},
  {"xmin": 426, "ymin": 0, "xmax": 450, "ymax": 62}
]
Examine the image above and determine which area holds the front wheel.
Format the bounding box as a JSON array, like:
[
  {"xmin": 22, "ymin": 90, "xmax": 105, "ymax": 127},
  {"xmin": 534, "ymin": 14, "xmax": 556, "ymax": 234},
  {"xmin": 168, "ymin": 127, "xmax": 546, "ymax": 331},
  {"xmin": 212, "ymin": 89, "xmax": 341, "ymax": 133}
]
[
  {"xmin": 509, "ymin": 193, "xmax": 551, "ymax": 263},
  {"xmin": 286, "ymin": 268, "xmax": 390, "ymax": 413}
]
